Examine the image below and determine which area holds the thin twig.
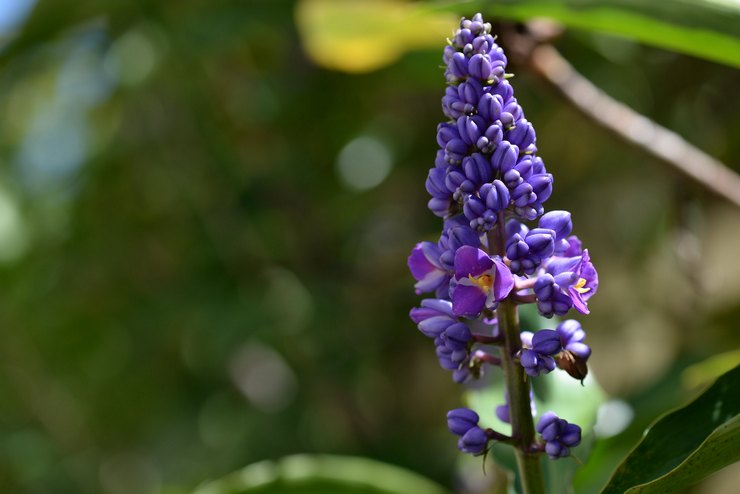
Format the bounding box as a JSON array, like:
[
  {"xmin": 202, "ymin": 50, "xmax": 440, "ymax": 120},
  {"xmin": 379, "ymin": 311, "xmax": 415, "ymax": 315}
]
[{"xmin": 527, "ymin": 43, "xmax": 740, "ymax": 208}]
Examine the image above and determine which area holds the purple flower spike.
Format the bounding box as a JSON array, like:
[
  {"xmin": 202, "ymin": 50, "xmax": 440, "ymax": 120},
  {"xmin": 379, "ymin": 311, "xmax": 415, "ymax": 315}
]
[
  {"xmin": 410, "ymin": 12, "xmax": 599, "ymax": 461},
  {"xmin": 452, "ymin": 246, "xmax": 514, "ymax": 317},
  {"xmin": 408, "ymin": 242, "xmax": 449, "ymax": 295}
]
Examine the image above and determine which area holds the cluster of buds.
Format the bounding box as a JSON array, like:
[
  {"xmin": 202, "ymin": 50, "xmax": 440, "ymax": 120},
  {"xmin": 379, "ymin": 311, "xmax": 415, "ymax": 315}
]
[{"xmin": 408, "ymin": 14, "xmax": 599, "ymax": 461}]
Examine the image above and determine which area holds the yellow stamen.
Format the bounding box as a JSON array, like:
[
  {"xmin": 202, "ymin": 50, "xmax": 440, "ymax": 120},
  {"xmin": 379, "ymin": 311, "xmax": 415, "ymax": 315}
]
[
  {"xmin": 574, "ymin": 278, "xmax": 590, "ymax": 294},
  {"xmin": 469, "ymin": 274, "xmax": 493, "ymax": 293}
]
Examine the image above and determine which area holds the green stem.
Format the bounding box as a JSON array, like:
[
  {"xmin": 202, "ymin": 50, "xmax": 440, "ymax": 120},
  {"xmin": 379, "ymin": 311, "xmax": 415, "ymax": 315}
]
[{"xmin": 488, "ymin": 213, "xmax": 545, "ymax": 494}]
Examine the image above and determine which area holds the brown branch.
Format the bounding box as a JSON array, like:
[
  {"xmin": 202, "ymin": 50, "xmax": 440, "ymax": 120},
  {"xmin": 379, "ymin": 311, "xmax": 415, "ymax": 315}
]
[{"xmin": 526, "ymin": 43, "xmax": 740, "ymax": 208}]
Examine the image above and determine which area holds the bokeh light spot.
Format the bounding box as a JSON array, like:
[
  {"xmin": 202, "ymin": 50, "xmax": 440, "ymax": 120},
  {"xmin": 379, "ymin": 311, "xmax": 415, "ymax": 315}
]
[
  {"xmin": 594, "ymin": 399, "xmax": 634, "ymax": 438},
  {"xmin": 336, "ymin": 136, "xmax": 392, "ymax": 191}
]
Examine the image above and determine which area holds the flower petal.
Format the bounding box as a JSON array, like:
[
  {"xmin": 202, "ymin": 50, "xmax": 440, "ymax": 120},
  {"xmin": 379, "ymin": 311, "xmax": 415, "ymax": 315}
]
[
  {"xmin": 454, "ymin": 246, "xmax": 493, "ymax": 279},
  {"xmin": 491, "ymin": 257, "xmax": 515, "ymax": 300},
  {"xmin": 452, "ymin": 284, "xmax": 486, "ymax": 317},
  {"xmin": 408, "ymin": 242, "xmax": 441, "ymax": 280}
]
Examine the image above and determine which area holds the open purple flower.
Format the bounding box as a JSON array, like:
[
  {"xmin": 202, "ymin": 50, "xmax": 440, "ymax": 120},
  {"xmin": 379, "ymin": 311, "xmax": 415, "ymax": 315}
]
[
  {"xmin": 408, "ymin": 242, "xmax": 450, "ymax": 296},
  {"xmin": 546, "ymin": 249, "xmax": 598, "ymax": 314},
  {"xmin": 452, "ymin": 246, "xmax": 514, "ymax": 317}
]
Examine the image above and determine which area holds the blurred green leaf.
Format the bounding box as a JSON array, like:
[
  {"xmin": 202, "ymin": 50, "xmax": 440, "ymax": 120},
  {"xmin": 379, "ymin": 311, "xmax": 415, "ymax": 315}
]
[
  {"xmin": 681, "ymin": 349, "xmax": 740, "ymax": 389},
  {"xmin": 193, "ymin": 454, "xmax": 450, "ymax": 494},
  {"xmin": 296, "ymin": 0, "xmax": 740, "ymax": 71},
  {"xmin": 601, "ymin": 365, "xmax": 740, "ymax": 493},
  {"xmin": 483, "ymin": 0, "xmax": 740, "ymax": 68}
]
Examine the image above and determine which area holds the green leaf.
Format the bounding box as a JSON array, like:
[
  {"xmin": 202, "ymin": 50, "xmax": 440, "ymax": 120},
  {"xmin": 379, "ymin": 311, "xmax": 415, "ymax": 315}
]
[
  {"xmin": 480, "ymin": 0, "xmax": 740, "ymax": 68},
  {"xmin": 295, "ymin": 0, "xmax": 740, "ymax": 71},
  {"xmin": 601, "ymin": 365, "xmax": 740, "ymax": 493},
  {"xmin": 192, "ymin": 454, "xmax": 451, "ymax": 494}
]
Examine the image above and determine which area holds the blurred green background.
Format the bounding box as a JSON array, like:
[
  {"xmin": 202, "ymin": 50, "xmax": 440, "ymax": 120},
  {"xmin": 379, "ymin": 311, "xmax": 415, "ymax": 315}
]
[{"xmin": 0, "ymin": 0, "xmax": 738, "ymax": 493}]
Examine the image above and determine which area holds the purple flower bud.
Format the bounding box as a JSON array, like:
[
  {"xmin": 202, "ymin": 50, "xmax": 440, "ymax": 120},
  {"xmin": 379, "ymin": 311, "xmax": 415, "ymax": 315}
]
[
  {"xmin": 537, "ymin": 412, "xmax": 582, "ymax": 459},
  {"xmin": 476, "ymin": 124, "xmax": 503, "ymax": 153},
  {"xmin": 478, "ymin": 93, "xmax": 503, "ymax": 122},
  {"xmin": 554, "ymin": 319, "xmax": 591, "ymax": 380},
  {"xmin": 439, "ymin": 225, "xmax": 480, "ymax": 270},
  {"xmin": 457, "ymin": 115, "xmax": 486, "ymax": 146},
  {"xmin": 560, "ymin": 423, "xmax": 582, "ymax": 446},
  {"xmin": 511, "ymin": 182, "xmax": 535, "ymax": 208},
  {"xmin": 491, "ymin": 141, "xmax": 519, "ymax": 173},
  {"xmin": 507, "ymin": 119, "xmax": 536, "ymax": 149},
  {"xmin": 442, "ymin": 322, "xmax": 472, "ymax": 350},
  {"xmin": 425, "ymin": 166, "xmax": 450, "ymax": 199},
  {"xmin": 468, "ymin": 54, "xmax": 493, "ymax": 81},
  {"xmin": 458, "ymin": 80, "xmax": 483, "ymax": 106},
  {"xmin": 436, "ymin": 122, "xmax": 458, "ymax": 148},
  {"xmin": 435, "ymin": 345, "xmax": 458, "ymax": 370},
  {"xmin": 427, "ymin": 197, "xmax": 453, "ymax": 218},
  {"xmin": 520, "ymin": 349, "xmax": 556, "ymax": 376},
  {"xmin": 529, "ymin": 173, "xmax": 553, "ymax": 203},
  {"xmin": 536, "ymin": 411, "xmax": 559, "ymax": 433},
  {"xmin": 503, "ymin": 168, "xmax": 522, "ymax": 189},
  {"xmin": 445, "ymin": 138, "xmax": 468, "ymax": 165},
  {"xmin": 567, "ymin": 342, "xmax": 591, "ymax": 360},
  {"xmin": 501, "ymin": 99, "xmax": 522, "ymax": 127},
  {"xmin": 491, "ymin": 79, "xmax": 514, "ymax": 100},
  {"xmin": 458, "ymin": 426, "xmax": 488, "ymax": 454},
  {"xmin": 449, "ymin": 51, "xmax": 468, "ymax": 79},
  {"xmin": 447, "ymin": 408, "xmax": 479, "ymax": 436},
  {"xmin": 532, "ymin": 330, "xmax": 562, "ymax": 356},
  {"xmin": 462, "ymin": 153, "xmax": 493, "ymax": 186},
  {"xmin": 464, "ymin": 181, "xmax": 510, "ymax": 232},
  {"xmin": 484, "ymin": 180, "xmax": 510, "ymax": 210},
  {"xmin": 452, "ymin": 366, "xmax": 471, "ymax": 383},
  {"xmin": 445, "ymin": 169, "xmax": 475, "ymax": 201},
  {"xmin": 525, "ymin": 228, "xmax": 556, "ymax": 259},
  {"xmin": 540, "ymin": 419, "xmax": 564, "ymax": 442},
  {"xmin": 506, "ymin": 233, "xmax": 529, "ymax": 260},
  {"xmin": 545, "ymin": 440, "xmax": 568, "ymax": 458},
  {"xmin": 515, "ymin": 203, "xmax": 544, "ymax": 221},
  {"xmin": 539, "ymin": 211, "xmax": 573, "ymax": 242},
  {"xmin": 409, "ymin": 298, "xmax": 453, "ymax": 323}
]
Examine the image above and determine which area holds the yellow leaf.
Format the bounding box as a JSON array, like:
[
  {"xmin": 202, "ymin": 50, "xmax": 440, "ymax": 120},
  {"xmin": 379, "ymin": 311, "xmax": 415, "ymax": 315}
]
[{"xmin": 295, "ymin": 0, "xmax": 457, "ymax": 73}]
